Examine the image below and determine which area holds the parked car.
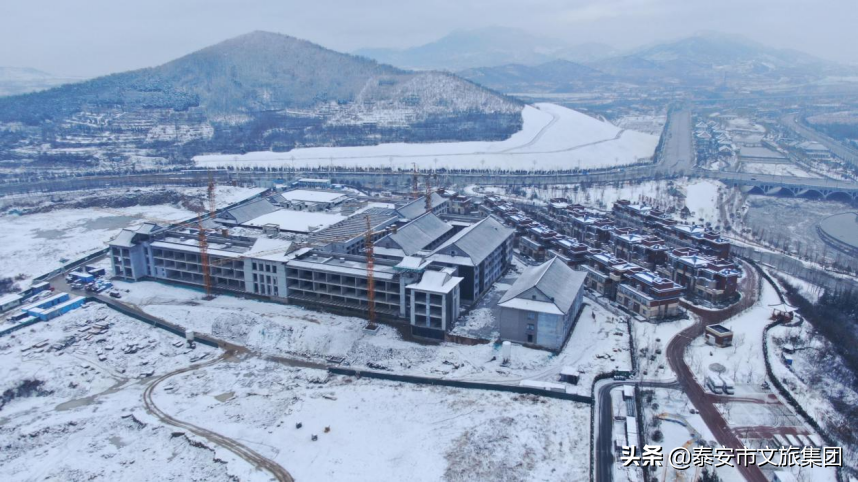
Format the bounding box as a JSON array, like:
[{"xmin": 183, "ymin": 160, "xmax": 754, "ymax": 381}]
[{"xmin": 109, "ymin": 291, "xmax": 122, "ymax": 299}]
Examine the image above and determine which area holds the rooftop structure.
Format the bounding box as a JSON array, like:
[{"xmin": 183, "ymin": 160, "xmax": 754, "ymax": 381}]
[
  {"xmin": 275, "ymin": 189, "xmax": 349, "ymax": 205},
  {"xmin": 397, "ymin": 192, "xmax": 448, "ymax": 220},
  {"xmin": 309, "ymin": 207, "xmax": 400, "ymax": 255},
  {"xmin": 499, "ymin": 257, "xmax": 586, "ymax": 316},
  {"xmin": 375, "ymin": 213, "xmax": 454, "ymax": 256},
  {"xmin": 218, "ymin": 198, "xmax": 278, "ymax": 225}
]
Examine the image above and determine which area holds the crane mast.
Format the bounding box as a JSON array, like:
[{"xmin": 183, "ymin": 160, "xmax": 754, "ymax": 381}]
[
  {"xmin": 364, "ymin": 215, "xmax": 377, "ymax": 330},
  {"xmin": 196, "ymin": 213, "xmax": 214, "ymax": 299}
]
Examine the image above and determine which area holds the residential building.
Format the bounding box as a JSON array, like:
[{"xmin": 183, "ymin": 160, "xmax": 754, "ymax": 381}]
[
  {"xmin": 616, "ymin": 270, "xmax": 683, "ymax": 320},
  {"xmin": 582, "ymin": 252, "xmax": 643, "ymax": 299},
  {"xmin": 664, "ymin": 249, "xmax": 740, "ymax": 304}
]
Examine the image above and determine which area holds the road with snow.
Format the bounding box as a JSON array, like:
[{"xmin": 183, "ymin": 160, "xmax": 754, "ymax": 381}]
[
  {"xmin": 782, "ymin": 114, "xmax": 858, "ymax": 168},
  {"xmin": 656, "ymin": 108, "xmax": 695, "ymax": 175},
  {"xmin": 665, "ymin": 262, "xmax": 769, "ymax": 482}
]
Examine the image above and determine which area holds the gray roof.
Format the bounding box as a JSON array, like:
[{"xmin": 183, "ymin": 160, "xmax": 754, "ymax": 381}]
[
  {"xmin": 109, "ymin": 230, "xmax": 137, "ymax": 248},
  {"xmin": 222, "ymin": 198, "xmax": 278, "ymax": 224},
  {"xmin": 397, "ymin": 192, "xmax": 447, "ymax": 220},
  {"xmin": 498, "ymin": 257, "xmax": 586, "ymax": 315},
  {"xmin": 109, "ymin": 222, "xmax": 165, "ymax": 248},
  {"xmin": 386, "ymin": 213, "xmax": 453, "ymax": 255},
  {"xmin": 433, "ymin": 216, "xmax": 513, "ymax": 265},
  {"xmin": 309, "ymin": 207, "xmax": 399, "ymax": 244}
]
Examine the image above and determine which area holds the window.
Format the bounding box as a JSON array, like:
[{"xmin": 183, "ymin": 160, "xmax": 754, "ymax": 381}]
[
  {"xmin": 526, "ymin": 323, "xmax": 535, "ymax": 332},
  {"xmin": 252, "ymin": 262, "xmax": 257, "ymax": 270},
  {"xmin": 527, "ymin": 313, "xmax": 535, "ymax": 320}
]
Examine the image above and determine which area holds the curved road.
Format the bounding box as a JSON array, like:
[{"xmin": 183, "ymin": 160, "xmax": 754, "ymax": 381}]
[
  {"xmin": 665, "ymin": 262, "xmax": 767, "ymax": 482},
  {"xmin": 596, "ymin": 262, "xmax": 766, "ymax": 482},
  {"xmin": 142, "ymin": 352, "xmax": 294, "ymax": 482}
]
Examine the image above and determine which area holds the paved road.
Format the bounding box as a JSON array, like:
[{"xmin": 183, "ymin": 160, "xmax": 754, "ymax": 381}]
[
  {"xmin": 665, "ymin": 263, "xmax": 769, "ymax": 482},
  {"xmin": 595, "ymin": 380, "xmax": 680, "ymax": 482},
  {"xmin": 142, "ymin": 352, "xmax": 294, "ymax": 482},
  {"xmin": 656, "ymin": 108, "xmax": 695, "ymax": 175},
  {"xmin": 782, "ymin": 114, "xmax": 858, "ymax": 168}
]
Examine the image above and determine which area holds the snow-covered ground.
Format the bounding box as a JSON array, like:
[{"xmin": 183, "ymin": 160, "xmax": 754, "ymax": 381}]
[
  {"xmin": 0, "ymin": 186, "xmax": 264, "ymax": 284},
  {"xmin": 154, "ymin": 358, "xmax": 591, "ymax": 482},
  {"xmin": 633, "ymin": 315, "xmax": 696, "ymax": 380},
  {"xmin": 466, "ymin": 178, "xmax": 725, "ymax": 227},
  {"xmin": 768, "ymin": 320, "xmax": 858, "ymax": 467},
  {"xmin": 109, "ymin": 279, "xmax": 628, "ymax": 395},
  {"xmin": 0, "ymin": 204, "xmax": 191, "ymax": 283},
  {"xmin": 195, "ymin": 103, "xmax": 658, "ymax": 172},
  {"xmin": 686, "ymin": 280, "xmax": 781, "ymax": 390},
  {"xmin": 741, "ymin": 162, "xmax": 820, "ymax": 178},
  {"xmin": 614, "ymin": 114, "xmax": 666, "ymax": 136},
  {"xmin": 684, "ymin": 179, "xmax": 722, "ymax": 226},
  {"xmin": 0, "ymin": 304, "xmax": 252, "ymax": 481}
]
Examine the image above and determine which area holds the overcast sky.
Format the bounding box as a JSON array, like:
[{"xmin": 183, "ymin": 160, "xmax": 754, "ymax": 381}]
[{"xmin": 2, "ymin": 0, "xmax": 855, "ymax": 77}]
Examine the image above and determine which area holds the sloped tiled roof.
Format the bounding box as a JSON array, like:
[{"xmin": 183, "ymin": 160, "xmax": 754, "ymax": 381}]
[
  {"xmin": 386, "ymin": 213, "xmax": 453, "ymax": 255},
  {"xmin": 223, "ymin": 198, "xmax": 278, "ymax": 224},
  {"xmin": 432, "ymin": 216, "xmax": 513, "ymax": 265},
  {"xmin": 499, "ymin": 257, "xmax": 586, "ymax": 315},
  {"xmin": 397, "ymin": 192, "xmax": 447, "ymax": 220}
]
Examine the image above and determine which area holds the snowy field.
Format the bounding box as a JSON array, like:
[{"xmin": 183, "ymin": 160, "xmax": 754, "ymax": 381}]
[
  {"xmin": 194, "ymin": 103, "xmax": 658, "ymax": 171},
  {"xmin": 0, "ymin": 186, "xmax": 263, "ymax": 284},
  {"xmin": 633, "ymin": 315, "xmax": 696, "ymax": 380},
  {"xmin": 244, "ymin": 209, "xmax": 346, "ymax": 233},
  {"xmin": 686, "ymin": 280, "xmax": 781, "ymax": 390},
  {"xmin": 109, "ymin": 279, "xmax": 628, "ymax": 395},
  {"xmin": 683, "ymin": 179, "xmax": 722, "ymax": 226},
  {"xmin": 154, "ymin": 358, "xmax": 591, "ymax": 482},
  {"xmin": 467, "ymin": 178, "xmax": 725, "ymax": 226},
  {"xmin": 740, "ymin": 162, "xmax": 820, "ymax": 178},
  {"xmin": 0, "ymin": 304, "xmax": 254, "ymax": 481}
]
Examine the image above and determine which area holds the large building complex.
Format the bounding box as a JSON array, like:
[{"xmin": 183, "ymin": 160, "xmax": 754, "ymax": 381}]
[{"xmin": 109, "ymin": 187, "xmax": 514, "ymax": 339}]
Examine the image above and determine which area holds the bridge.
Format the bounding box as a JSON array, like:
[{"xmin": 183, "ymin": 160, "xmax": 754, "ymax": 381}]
[{"xmin": 701, "ymin": 170, "xmax": 858, "ymax": 201}]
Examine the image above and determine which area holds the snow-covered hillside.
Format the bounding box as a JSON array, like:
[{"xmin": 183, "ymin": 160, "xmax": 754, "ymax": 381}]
[{"xmin": 195, "ymin": 103, "xmax": 659, "ymax": 171}]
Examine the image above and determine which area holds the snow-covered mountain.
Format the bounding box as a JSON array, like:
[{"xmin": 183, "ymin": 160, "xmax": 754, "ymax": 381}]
[
  {"xmin": 458, "ymin": 59, "xmax": 615, "ymax": 93},
  {"xmin": 355, "ymin": 27, "xmax": 615, "ymax": 71},
  {"xmin": 0, "ymin": 67, "xmax": 78, "ymax": 97},
  {"xmin": 0, "ymin": 31, "xmax": 524, "ymax": 167},
  {"xmin": 590, "ymin": 32, "xmax": 852, "ymax": 85}
]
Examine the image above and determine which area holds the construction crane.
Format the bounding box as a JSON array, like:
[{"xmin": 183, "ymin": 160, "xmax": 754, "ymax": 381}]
[
  {"xmin": 424, "ymin": 173, "xmax": 432, "ymax": 213},
  {"xmin": 362, "ymin": 214, "xmax": 398, "ymax": 330},
  {"xmin": 411, "ymin": 163, "xmax": 420, "ymax": 199},
  {"xmin": 365, "ymin": 215, "xmax": 377, "ymax": 330},
  {"xmin": 196, "ymin": 212, "xmax": 214, "ymax": 299},
  {"xmin": 207, "ymin": 171, "xmax": 217, "ymax": 220}
]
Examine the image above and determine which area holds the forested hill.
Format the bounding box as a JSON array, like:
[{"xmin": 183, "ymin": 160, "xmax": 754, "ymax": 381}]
[{"xmin": 0, "ymin": 31, "xmax": 523, "ymax": 167}]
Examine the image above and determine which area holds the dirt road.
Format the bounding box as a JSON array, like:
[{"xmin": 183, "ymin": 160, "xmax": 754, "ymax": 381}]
[{"xmin": 142, "ymin": 352, "xmax": 294, "ymax": 482}]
